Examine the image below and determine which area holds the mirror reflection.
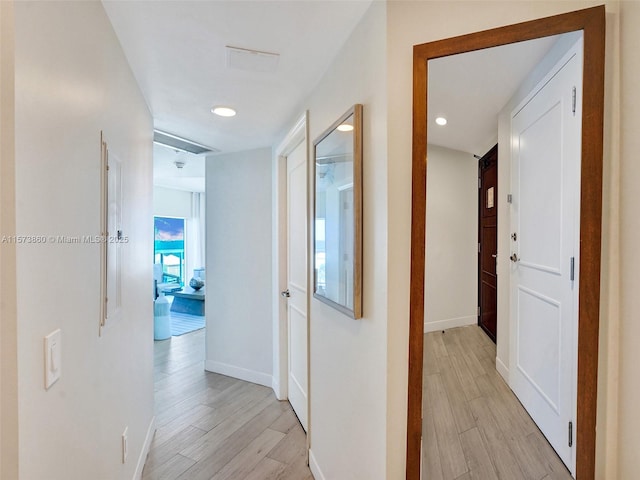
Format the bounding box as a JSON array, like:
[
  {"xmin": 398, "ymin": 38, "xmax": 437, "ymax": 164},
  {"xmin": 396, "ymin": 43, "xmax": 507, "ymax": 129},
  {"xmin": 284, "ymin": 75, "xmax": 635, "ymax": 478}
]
[
  {"xmin": 313, "ymin": 104, "xmax": 362, "ymax": 318},
  {"xmin": 315, "ymin": 114, "xmax": 355, "ymax": 308}
]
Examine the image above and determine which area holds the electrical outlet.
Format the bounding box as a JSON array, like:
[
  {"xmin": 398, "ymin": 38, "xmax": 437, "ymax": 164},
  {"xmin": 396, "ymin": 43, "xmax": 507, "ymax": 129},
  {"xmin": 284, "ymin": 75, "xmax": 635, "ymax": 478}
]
[{"xmin": 122, "ymin": 427, "xmax": 128, "ymax": 463}]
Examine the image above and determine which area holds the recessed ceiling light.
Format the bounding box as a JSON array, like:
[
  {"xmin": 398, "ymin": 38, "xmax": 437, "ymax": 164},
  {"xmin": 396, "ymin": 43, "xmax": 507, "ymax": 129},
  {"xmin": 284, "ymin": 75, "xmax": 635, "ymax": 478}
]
[
  {"xmin": 212, "ymin": 106, "xmax": 236, "ymax": 117},
  {"xmin": 435, "ymin": 117, "xmax": 447, "ymax": 126},
  {"xmin": 337, "ymin": 124, "xmax": 354, "ymax": 132}
]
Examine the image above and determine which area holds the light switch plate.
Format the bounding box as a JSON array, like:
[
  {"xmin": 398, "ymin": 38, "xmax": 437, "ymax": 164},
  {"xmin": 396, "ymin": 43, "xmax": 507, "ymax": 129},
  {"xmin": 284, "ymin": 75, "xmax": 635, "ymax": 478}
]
[{"xmin": 44, "ymin": 329, "xmax": 61, "ymax": 389}]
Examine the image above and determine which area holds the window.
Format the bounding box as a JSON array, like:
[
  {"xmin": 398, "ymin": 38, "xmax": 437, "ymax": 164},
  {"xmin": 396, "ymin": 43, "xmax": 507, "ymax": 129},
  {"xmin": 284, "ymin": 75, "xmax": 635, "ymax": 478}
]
[{"xmin": 154, "ymin": 216, "xmax": 185, "ymax": 286}]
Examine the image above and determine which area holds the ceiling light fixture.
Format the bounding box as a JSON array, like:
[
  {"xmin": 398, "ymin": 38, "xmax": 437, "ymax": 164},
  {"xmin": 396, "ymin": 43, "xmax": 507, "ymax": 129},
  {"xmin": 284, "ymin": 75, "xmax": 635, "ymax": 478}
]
[
  {"xmin": 174, "ymin": 160, "xmax": 186, "ymax": 169},
  {"xmin": 212, "ymin": 106, "xmax": 236, "ymax": 117},
  {"xmin": 435, "ymin": 117, "xmax": 447, "ymax": 126},
  {"xmin": 337, "ymin": 124, "xmax": 354, "ymax": 132}
]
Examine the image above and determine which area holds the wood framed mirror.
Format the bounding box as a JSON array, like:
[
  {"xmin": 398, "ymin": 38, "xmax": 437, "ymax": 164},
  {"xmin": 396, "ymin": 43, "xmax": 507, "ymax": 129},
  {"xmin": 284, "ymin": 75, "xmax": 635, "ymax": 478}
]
[
  {"xmin": 313, "ymin": 104, "xmax": 363, "ymax": 319},
  {"xmin": 407, "ymin": 6, "xmax": 605, "ymax": 480}
]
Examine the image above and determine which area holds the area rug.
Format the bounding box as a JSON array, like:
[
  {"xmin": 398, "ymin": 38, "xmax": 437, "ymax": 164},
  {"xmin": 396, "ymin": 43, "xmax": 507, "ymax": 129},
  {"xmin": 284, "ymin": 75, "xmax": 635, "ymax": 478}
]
[{"xmin": 170, "ymin": 312, "xmax": 205, "ymax": 336}]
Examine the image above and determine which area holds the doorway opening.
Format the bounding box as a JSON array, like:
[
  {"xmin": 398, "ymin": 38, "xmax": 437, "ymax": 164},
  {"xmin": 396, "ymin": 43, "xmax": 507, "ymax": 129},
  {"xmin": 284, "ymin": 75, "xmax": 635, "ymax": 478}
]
[
  {"xmin": 407, "ymin": 6, "xmax": 605, "ymax": 480},
  {"xmin": 151, "ymin": 145, "xmax": 208, "ymax": 458}
]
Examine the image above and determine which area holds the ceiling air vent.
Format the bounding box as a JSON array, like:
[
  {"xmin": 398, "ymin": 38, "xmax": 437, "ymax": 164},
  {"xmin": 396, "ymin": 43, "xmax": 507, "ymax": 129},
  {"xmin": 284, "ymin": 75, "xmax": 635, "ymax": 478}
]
[
  {"xmin": 153, "ymin": 130, "xmax": 217, "ymax": 155},
  {"xmin": 226, "ymin": 45, "xmax": 280, "ymax": 73}
]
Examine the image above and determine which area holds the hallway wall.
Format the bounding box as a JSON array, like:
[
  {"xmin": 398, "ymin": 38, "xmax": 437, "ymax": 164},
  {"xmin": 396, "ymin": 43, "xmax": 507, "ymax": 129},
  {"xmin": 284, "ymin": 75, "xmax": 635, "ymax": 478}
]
[
  {"xmin": 618, "ymin": 1, "xmax": 640, "ymax": 476},
  {"xmin": 288, "ymin": 3, "xmax": 389, "ymax": 478},
  {"xmin": 14, "ymin": 2, "xmax": 154, "ymax": 478},
  {"xmin": 204, "ymin": 147, "xmax": 273, "ymax": 386},
  {"xmin": 424, "ymin": 144, "xmax": 478, "ymax": 332},
  {"xmin": 0, "ymin": 1, "xmax": 18, "ymax": 478}
]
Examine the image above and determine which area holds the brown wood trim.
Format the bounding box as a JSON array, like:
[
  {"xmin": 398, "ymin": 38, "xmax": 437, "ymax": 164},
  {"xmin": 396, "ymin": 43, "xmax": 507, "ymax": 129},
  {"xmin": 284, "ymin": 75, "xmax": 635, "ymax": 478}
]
[
  {"xmin": 576, "ymin": 8, "xmax": 606, "ymax": 479},
  {"xmin": 406, "ymin": 48, "xmax": 427, "ymax": 480},
  {"xmin": 407, "ymin": 6, "xmax": 606, "ymax": 480}
]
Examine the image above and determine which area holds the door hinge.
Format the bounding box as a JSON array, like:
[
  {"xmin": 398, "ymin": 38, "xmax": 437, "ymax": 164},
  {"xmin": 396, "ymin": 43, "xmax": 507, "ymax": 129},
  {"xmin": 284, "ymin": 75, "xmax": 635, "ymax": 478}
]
[
  {"xmin": 478, "ymin": 177, "xmax": 481, "ymax": 189},
  {"xmin": 478, "ymin": 243, "xmax": 481, "ymax": 253},
  {"xmin": 477, "ymin": 306, "xmax": 481, "ymax": 316},
  {"xmin": 570, "ymin": 257, "xmax": 575, "ymax": 281},
  {"xmin": 568, "ymin": 421, "xmax": 573, "ymax": 447},
  {"xmin": 572, "ymin": 86, "xmax": 577, "ymax": 116}
]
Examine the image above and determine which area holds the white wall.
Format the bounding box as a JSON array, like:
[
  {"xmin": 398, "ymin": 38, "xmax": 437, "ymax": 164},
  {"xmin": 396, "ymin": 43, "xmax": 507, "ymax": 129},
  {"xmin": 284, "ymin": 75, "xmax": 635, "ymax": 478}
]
[
  {"xmin": 424, "ymin": 144, "xmax": 478, "ymax": 332},
  {"xmin": 0, "ymin": 1, "xmax": 18, "ymax": 478},
  {"xmin": 386, "ymin": 2, "xmax": 620, "ymax": 478},
  {"xmin": 618, "ymin": 1, "xmax": 640, "ymax": 477},
  {"xmin": 204, "ymin": 148, "xmax": 273, "ymax": 387},
  {"xmin": 14, "ymin": 2, "xmax": 154, "ymax": 479},
  {"xmin": 282, "ymin": 3, "xmax": 389, "ymax": 478},
  {"xmin": 153, "ymin": 186, "xmax": 192, "ymax": 219}
]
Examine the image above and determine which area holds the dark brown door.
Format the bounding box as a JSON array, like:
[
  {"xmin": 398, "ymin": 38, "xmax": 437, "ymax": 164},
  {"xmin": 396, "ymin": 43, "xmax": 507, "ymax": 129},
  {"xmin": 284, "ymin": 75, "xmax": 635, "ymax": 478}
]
[{"xmin": 478, "ymin": 145, "xmax": 498, "ymax": 342}]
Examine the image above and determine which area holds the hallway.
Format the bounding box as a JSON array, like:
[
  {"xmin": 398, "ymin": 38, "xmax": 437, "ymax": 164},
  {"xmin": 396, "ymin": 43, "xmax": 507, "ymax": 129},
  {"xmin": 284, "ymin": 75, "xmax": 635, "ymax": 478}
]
[
  {"xmin": 142, "ymin": 330, "xmax": 312, "ymax": 479},
  {"xmin": 423, "ymin": 326, "xmax": 572, "ymax": 480}
]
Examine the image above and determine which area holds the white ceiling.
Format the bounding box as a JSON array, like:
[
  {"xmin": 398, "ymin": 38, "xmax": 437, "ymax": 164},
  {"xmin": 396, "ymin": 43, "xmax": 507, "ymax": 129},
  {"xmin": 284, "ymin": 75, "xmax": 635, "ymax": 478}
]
[
  {"xmin": 428, "ymin": 34, "xmax": 564, "ymax": 156},
  {"xmin": 103, "ymin": 0, "xmax": 373, "ymax": 191},
  {"xmin": 103, "ymin": 1, "xmax": 573, "ymax": 190},
  {"xmin": 153, "ymin": 143, "xmax": 206, "ymax": 192},
  {"xmin": 102, "ymin": 0, "xmax": 372, "ymax": 149}
]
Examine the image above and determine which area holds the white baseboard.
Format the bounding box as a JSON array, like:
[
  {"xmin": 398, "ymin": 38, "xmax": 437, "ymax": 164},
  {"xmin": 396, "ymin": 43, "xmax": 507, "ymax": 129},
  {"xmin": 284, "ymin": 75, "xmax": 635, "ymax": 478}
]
[
  {"xmin": 424, "ymin": 315, "xmax": 476, "ymax": 333},
  {"xmin": 205, "ymin": 360, "xmax": 272, "ymax": 388},
  {"xmin": 309, "ymin": 449, "xmax": 324, "ymax": 480},
  {"xmin": 272, "ymin": 378, "xmax": 287, "ymax": 401},
  {"xmin": 496, "ymin": 356, "xmax": 509, "ymax": 383},
  {"xmin": 133, "ymin": 416, "xmax": 156, "ymax": 480}
]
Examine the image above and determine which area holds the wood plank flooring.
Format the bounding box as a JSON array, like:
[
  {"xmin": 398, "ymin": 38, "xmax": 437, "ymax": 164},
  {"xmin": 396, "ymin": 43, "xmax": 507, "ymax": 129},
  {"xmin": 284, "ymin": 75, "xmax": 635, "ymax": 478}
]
[
  {"xmin": 142, "ymin": 329, "xmax": 313, "ymax": 480},
  {"xmin": 423, "ymin": 325, "xmax": 573, "ymax": 480}
]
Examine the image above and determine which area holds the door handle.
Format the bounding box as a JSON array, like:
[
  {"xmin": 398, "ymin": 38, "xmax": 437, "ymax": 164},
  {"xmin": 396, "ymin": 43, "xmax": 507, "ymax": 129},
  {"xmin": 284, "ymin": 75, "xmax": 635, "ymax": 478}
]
[
  {"xmin": 281, "ymin": 289, "xmax": 291, "ymax": 298},
  {"xmin": 510, "ymin": 253, "xmax": 519, "ymax": 263},
  {"xmin": 491, "ymin": 254, "xmax": 497, "ymax": 259}
]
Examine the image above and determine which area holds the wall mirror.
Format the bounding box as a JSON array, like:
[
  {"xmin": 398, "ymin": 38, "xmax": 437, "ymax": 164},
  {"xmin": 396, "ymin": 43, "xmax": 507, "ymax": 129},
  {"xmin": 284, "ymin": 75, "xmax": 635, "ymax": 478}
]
[{"xmin": 313, "ymin": 104, "xmax": 363, "ymax": 319}]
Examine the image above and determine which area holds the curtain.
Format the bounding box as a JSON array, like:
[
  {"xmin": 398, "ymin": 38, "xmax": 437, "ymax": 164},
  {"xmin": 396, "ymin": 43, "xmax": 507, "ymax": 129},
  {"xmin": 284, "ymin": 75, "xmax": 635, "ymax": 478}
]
[{"xmin": 186, "ymin": 192, "xmax": 206, "ymax": 282}]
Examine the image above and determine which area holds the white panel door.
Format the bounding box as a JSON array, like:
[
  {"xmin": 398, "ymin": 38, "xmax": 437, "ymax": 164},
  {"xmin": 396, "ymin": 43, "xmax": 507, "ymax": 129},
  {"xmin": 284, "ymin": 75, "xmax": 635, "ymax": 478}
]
[
  {"xmin": 286, "ymin": 141, "xmax": 308, "ymax": 431},
  {"xmin": 510, "ymin": 40, "xmax": 582, "ymax": 475}
]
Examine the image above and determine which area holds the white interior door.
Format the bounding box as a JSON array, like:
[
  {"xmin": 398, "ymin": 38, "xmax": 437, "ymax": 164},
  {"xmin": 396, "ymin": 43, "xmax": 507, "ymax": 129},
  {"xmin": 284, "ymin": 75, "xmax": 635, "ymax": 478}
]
[
  {"xmin": 509, "ymin": 39, "xmax": 582, "ymax": 475},
  {"xmin": 286, "ymin": 141, "xmax": 308, "ymax": 431}
]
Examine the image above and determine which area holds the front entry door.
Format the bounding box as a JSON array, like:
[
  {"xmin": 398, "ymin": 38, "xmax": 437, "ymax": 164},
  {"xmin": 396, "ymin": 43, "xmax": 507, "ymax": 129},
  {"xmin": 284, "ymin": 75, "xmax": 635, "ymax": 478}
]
[
  {"xmin": 478, "ymin": 145, "xmax": 498, "ymax": 342},
  {"xmin": 509, "ymin": 39, "xmax": 582, "ymax": 475},
  {"xmin": 286, "ymin": 141, "xmax": 308, "ymax": 431}
]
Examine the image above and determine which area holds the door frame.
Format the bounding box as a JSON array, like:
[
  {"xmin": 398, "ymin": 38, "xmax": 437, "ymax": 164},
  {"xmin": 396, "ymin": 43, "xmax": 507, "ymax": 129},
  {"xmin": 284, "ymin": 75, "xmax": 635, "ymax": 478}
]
[
  {"xmin": 273, "ymin": 111, "xmax": 310, "ymax": 424},
  {"xmin": 406, "ymin": 6, "xmax": 605, "ymax": 480}
]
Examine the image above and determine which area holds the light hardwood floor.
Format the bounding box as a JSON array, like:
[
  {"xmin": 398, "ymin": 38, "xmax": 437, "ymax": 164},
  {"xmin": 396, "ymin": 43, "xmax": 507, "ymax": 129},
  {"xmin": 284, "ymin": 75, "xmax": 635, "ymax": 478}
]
[
  {"xmin": 142, "ymin": 329, "xmax": 313, "ymax": 480},
  {"xmin": 423, "ymin": 325, "xmax": 573, "ymax": 480}
]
